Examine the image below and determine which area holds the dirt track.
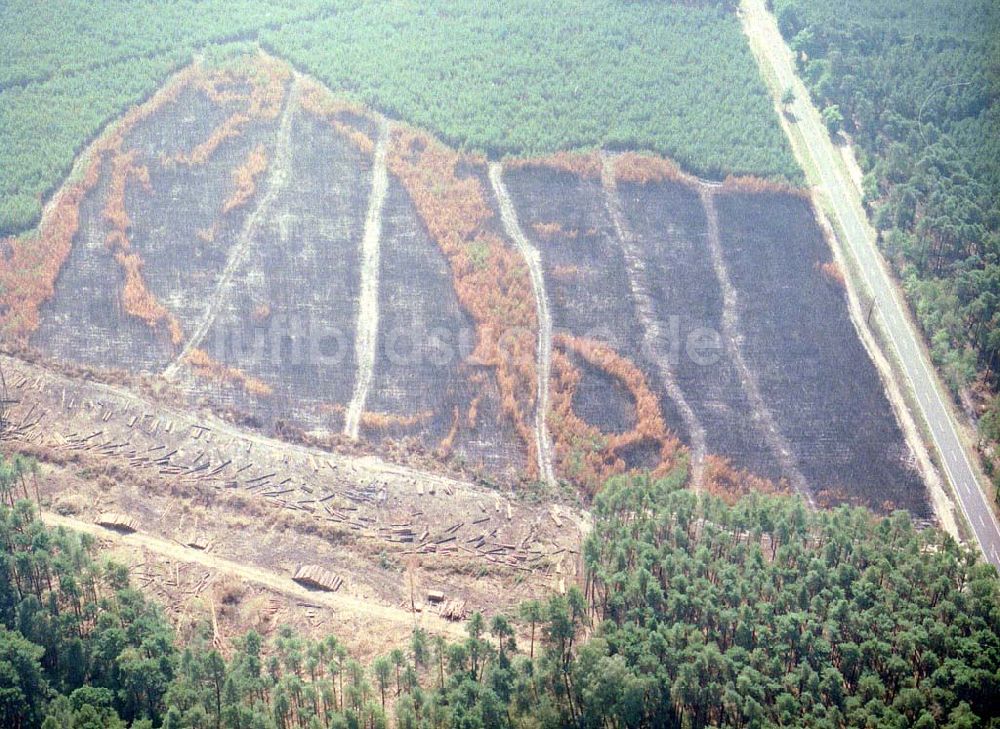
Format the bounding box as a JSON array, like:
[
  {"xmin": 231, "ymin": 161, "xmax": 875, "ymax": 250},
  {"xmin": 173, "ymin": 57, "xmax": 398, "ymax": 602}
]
[
  {"xmin": 344, "ymin": 118, "xmax": 390, "ymax": 439},
  {"xmin": 4, "ymin": 352, "xmax": 584, "ymax": 635},
  {"xmin": 740, "ymin": 0, "xmax": 997, "ymax": 550},
  {"xmin": 489, "ymin": 162, "xmax": 557, "ymax": 487},
  {"xmin": 165, "ymin": 75, "xmax": 301, "ymax": 380},
  {"xmin": 40, "ymin": 510, "xmax": 467, "ymax": 638},
  {"xmin": 2, "ymin": 351, "xmax": 476, "ymax": 498}
]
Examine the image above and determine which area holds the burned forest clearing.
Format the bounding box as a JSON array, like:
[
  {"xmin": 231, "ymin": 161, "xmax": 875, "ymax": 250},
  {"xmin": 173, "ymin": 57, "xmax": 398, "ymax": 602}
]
[
  {"xmin": 2, "ymin": 51, "xmax": 938, "ymax": 649},
  {"xmin": 4, "ymin": 0, "xmax": 1000, "ymax": 724}
]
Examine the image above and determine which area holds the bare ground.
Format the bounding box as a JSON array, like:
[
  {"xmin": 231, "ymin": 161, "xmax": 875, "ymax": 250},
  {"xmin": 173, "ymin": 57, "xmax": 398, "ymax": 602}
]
[
  {"xmin": 4, "ymin": 352, "xmax": 587, "ymax": 650},
  {"xmin": 809, "ymin": 199, "xmax": 957, "ymax": 538},
  {"xmin": 41, "ymin": 509, "xmax": 467, "ymax": 641},
  {"xmin": 600, "ymin": 154, "xmax": 707, "ymax": 490},
  {"xmin": 165, "ymin": 75, "xmax": 300, "ymax": 380}
]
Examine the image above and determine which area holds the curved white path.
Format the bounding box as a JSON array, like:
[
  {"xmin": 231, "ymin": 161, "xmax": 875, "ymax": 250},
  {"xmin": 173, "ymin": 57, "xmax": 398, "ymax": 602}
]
[
  {"xmin": 40, "ymin": 510, "xmax": 464, "ymax": 637},
  {"xmin": 600, "ymin": 155, "xmax": 707, "ymax": 490},
  {"xmin": 488, "ymin": 162, "xmax": 557, "ymax": 487},
  {"xmin": 343, "ymin": 119, "xmax": 390, "ymax": 439},
  {"xmin": 165, "ymin": 77, "xmax": 300, "ymax": 379}
]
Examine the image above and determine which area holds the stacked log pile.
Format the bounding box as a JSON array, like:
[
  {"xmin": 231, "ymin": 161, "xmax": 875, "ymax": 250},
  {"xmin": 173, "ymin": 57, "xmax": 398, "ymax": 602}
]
[{"xmin": 292, "ymin": 565, "xmax": 343, "ymax": 592}]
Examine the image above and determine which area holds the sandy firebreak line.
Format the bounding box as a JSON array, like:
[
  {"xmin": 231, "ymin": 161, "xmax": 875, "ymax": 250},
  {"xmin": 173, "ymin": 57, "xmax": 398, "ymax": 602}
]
[
  {"xmin": 39, "ymin": 511, "xmax": 467, "ymax": 639},
  {"xmin": 699, "ymin": 185, "xmax": 813, "ymax": 504},
  {"xmin": 344, "ymin": 118, "xmax": 390, "ymax": 440},
  {"xmin": 488, "ymin": 162, "xmax": 558, "ymax": 488},
  {"xmin": 600, "ymin": 154, "xmax": 707, "ymax": 491},
  {"xmin": 165, "ymin": 75, "xmax": 300, "ymax": 381}
]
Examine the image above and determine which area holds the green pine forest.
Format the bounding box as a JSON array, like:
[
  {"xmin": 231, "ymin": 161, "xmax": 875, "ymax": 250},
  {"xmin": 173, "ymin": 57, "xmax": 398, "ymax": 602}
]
[
  {"xmin": 1, "ymin": 459, "xmax": 998, "ymax": 728},
  {"xmin": 0, "ymin": 0, "xmax": 799, "ymax": 239},
  {"xmin": 770, "ymin": 0, "xmax": 1000, "ymax": 499}
]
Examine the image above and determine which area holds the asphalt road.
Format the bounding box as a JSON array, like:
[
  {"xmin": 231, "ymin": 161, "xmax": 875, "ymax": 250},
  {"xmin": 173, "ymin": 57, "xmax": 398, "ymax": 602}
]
[{"xmin": 741, "ymin": 0, "xmax": 1000, "ymax": 568}]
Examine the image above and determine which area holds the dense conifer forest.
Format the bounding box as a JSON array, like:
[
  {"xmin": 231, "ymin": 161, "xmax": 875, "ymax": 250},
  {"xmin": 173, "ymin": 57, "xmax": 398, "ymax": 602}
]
[
  {"xmin": 771, "ymin": 0, "xmax": 1000, "ymax": 497},
  {"xmin": 259, "ymin": 0, "xmax": 795, "ymax": 174},
  {"xmin": 0, "ymin": 0, "xmax": 799, "ymax": 238},
  {"xmin": 2, "ymin": 458, "xmax": 998, "ymax": 728}
]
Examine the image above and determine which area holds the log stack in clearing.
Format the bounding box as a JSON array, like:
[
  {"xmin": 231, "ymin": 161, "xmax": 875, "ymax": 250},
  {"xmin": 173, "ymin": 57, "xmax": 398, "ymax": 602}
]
[
  {"xmin": 438, "ymin": 598, "xmax": 468, "ymax": 621},
  {"xmin": 292, "ymin": 565, "xmax": 342, "ymax": 592},
  {"xmin": 95, "ymin": 512, "xmax": 139, "ymax": 533}
]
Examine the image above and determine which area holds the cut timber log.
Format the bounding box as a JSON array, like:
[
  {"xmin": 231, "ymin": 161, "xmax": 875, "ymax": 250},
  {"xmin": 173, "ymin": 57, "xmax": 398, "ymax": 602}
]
[
  {"xmin": 439, "ymin": 599, "xmax": 468, "ymax": 621},
  {"xmin": 292, "ymin": 565, "xmax": 343, "ymax": 592},
  {"xmin": 95, "ymin": 512, "xmax": 138, "ymax": 533},
  {"xmin": 187, "ymin": 535, "xmax": 211, "ymax": 551}
]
